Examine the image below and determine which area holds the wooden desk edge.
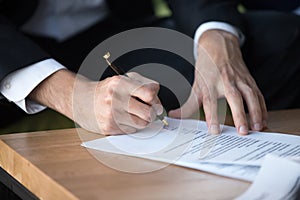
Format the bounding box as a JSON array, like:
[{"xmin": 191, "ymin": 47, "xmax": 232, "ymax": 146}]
[
  {"xmin": 0, "ymin": 139, "xmax": 78, "ymax": 200},
  {"xmin": 0, "ymin": 109, "xmax": 299, "ymax": 199}
]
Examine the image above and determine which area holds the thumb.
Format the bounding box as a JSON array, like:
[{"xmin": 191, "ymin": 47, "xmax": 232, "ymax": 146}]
[
  {"xmin": 168, "ymin": 107, "xmax": 182, "ymax": 118},
  {"xmin": 168, "ymin": 91, "xmax": 201, "ymax": 119}
]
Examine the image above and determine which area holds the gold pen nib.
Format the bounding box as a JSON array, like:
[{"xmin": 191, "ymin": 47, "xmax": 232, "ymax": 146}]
[{"xmin": 162, "ymin": 119, "xmax": 169, "ymax": 126}]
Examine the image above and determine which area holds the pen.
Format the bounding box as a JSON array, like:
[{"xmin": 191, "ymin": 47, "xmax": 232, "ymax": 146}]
[{"xmin": 103, "ymin": 52, "xmax": 169, "ymax": 126}]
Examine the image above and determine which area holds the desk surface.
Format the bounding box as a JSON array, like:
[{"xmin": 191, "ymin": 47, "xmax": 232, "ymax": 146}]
[{"xmin": 0, "ymin": 109, "xmax": 299, "ymax": 200}]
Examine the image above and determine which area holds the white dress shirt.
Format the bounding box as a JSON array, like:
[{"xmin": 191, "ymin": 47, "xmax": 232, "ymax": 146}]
[
  {"xmin": 0, "ymin": 0, "xmax": 108, "ymax": 114},
  {"xmin": 0, "ymin": 59, "xmax": 65, "ymax": 113},
  {"xmin": 21, "ymin": 0, "xmax": 108, "ymax": 41},
  {"xmin": 0, "ymin": 0, "xmax": 246, "ymax": 114},
  {"xmin": 193, "ymin": 21, "xmax": 245, "ymax": 59}
]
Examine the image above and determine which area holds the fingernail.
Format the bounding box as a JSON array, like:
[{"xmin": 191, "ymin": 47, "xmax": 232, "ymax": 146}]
[
  {"xmin": 209, "ymin": 124, "xmax": 220, "ymax": 135},
  {"xmin": 152, "ymin": 104, "xmax": 163, "ymax": 115},
  {"xmin": 253, "ymin": 123, "xmax": 262, "ymax": 131},
  {"xmin": 239, "ymin": 126, "xmax": 248, "ymax": 135}
]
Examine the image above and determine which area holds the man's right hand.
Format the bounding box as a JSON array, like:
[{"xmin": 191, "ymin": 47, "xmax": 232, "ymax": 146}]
[{"xmin": 29, "ymin": 70, "xmax": 163, "ymax": 135}]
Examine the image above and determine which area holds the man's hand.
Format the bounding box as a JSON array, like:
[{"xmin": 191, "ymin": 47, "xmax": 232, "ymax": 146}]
[
  {"xmin": 169, "ymin": 30, "xmax": 268, "ymax": 135},
  {"xmin": 29, "ymin": 70, "xmax": 162, "ymax": 135}
]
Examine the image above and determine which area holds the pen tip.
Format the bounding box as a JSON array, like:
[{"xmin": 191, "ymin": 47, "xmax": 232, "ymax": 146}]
[{"xmin": 162, "ymin": 119, "xmax": 169, "ymax": 126}]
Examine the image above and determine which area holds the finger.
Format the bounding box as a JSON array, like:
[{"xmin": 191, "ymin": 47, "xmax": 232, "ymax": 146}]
[
  {"xmin": 99, "ymin": 118, "xmax": 137, "ymax": 135},
  {"xmin": 225, "ymin": 87, "xmax": 249, "ymax": 135},
  {"xmin": 119, "ymin": 75, "xmax": 161, "ymax": 108},
  {"xmin": 110, "ymin": 108, "xmax": 149, "ymax": 132},
  {"xmin": 103, "ymin": 124, "xmax": 137, "ymax": 135},
  {"xmin": 258, "ymin": 92, "xmax": 268, "ymax": 128},
  {"xmin": 238, "ymin": 84, "xmax": 263, "ymax": 131},
  {"xmin": 152, "ymin": 105, "xmax": 163, "ymax": 116},
  {"xmin": 127, "ymin": 72, "xmax": 159, "ymax": 91},
  {"xmin": 118, "ymin": 124, "xmax": 138, "ymax": 134},
  {"xmin": 127, "ymin": 97, "xmax": 157, "ymax": 123},
  {"xmin": 134, "ymin": 90, "xmax": 163, "ymax": 116},
  {"xmin": 202, "ymin": 89, "xmax": 220, "ymax": 134},
  {"xmin": 116, "ymin": 76, "xmax": 162, "ymax": 115},
  {"xmin": 127, "ymin": 72, "xmax": 160, "ymax": 97},
  {"xmin": 147, "ymin": 94, "xmax": 162, "ymax": 108},
  {"xmin": 168, "ymin": 88, "xmax": 201, "ymax": 118},
  {"xmin": 124, "ymin": 81, "xmax": 160, "ymax": 106},
  {"xmin": 119, "ymin": 113, "xmax": 150, "ymax": 130},
  {"xmin": 132, "ymin": 86, "xmax": 160, "ymax": 106}
]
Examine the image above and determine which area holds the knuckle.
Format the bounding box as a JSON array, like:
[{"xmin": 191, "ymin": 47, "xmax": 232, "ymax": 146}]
[
  {"xmin": 150, "ymin": 82, "xmax": 160, "ymax": 92},
  {"xmin": 103, "ymin": 95, "xmax": 112, "ymax": 105},
  {"xmin": 143, "ymin": 88, "xmax": 156, "ymax": 102},
  {"xmin": 112, "ymin": 75, "xmax": 122, "ymax": 81},
  {"xmin": 101, "ymin": 123, "xmax": 113, "ymax": 133},
  {"xmin": 108, "ymin": 76, "xmax": 121, "ymax": 87},
  {"xmin": 106, "ymin": 76, "xmax": 122, "ymax": 95},
  {"xmin": 128, "ymin": 72, "xmax": 139, "ymax": 77},
  {"xmin": 202, "ymin": 93, "xmax": 211, "ymax": 103},
  {"xmin": 137, "ymin": 120, "xmax": 149, "ymax": 129},
  {"xmin": 243, "ymin": 85, "xmax": 255, "ymax": 96},
  {"xmin": 226, "ymin": 87, "xmax": 241, "ymax": 98},
  {"xmin": 200, "ymin": 86, "xmax": 210, "ymax": 95},
  {"xmin": 220, "ymin": 65, "xmax": 234, "ymax": 80}
]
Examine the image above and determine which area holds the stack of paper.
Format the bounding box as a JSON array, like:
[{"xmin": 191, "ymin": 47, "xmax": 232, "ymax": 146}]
[
  {"xmin": 82, "ymin": 118, "xmax": 300, "ymax": 182},
  {"xmin": 236, "ymin": 155, "xmax": 300, "ymax": 200}
]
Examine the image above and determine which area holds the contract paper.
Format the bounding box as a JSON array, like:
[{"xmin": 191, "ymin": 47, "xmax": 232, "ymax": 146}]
[
  {"xmin": 82, "ymin": 118, "xmax": 300, "ymax": 181},
  {"xmin": 236, "ymin": 155, "xmax": 300, "ymax": 200}
]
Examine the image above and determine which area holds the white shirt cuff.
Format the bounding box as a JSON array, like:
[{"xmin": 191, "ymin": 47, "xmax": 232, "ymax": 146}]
[
  {"xmin": 193, "ymin": 21, "xmax": 245, "ymax": 59},
  {"xmin": 0, "ymin": 59, "xmax": 66, "ymax": 114}
]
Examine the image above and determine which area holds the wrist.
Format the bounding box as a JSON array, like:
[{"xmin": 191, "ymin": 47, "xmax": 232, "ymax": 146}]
[
  {"xmin": 199, "ymin": 29, "xmax": 239, "ymax": 47},
  {"xmin": 198, "ymin": 30, "xmax": 241, "ymax": 65}
]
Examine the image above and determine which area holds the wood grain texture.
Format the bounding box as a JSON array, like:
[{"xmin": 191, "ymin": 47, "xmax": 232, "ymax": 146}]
[{"xmin": 0, "ymin": 109, "xmax": 299, "ymax": 200}]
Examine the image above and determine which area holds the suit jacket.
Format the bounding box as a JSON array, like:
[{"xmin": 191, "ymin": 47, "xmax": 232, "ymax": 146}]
[
  {"xmin": 167, "ymin": 0, "xmax": 299, "ymax": 37},
  {"xmin": 0, "ymin": 0, "xmax": 299, "ymax": 81},
  {"xmin": 0, "ymin": 0, "xmax": 156, "ymax": 80},
  {"xmin": 0, "ymin": 0, "xmax": 49, "ymax": 80}
]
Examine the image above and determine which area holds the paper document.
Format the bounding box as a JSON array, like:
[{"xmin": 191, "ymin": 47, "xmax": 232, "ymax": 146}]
[
  {"xmin": 236, "ymin": 155, "xmax": 300, "ymax": 200},
  {"xmin": 82, "ymin": 118, "xmax": 300, "ymax": 181}
]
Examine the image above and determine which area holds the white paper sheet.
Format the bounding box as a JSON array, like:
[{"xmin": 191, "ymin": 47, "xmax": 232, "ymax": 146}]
[
  {"xmin": 236, "ymin": 155, "xmax": 300, "ymax": 200},
  {"xmin": 82, "ymin": 118, "xmax": 300, "ymax": 181}
]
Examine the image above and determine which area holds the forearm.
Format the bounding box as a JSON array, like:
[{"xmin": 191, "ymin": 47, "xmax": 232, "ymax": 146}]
[{"xmin": 28, "ymin": 69, "xmax": 76, "ymax": 120}]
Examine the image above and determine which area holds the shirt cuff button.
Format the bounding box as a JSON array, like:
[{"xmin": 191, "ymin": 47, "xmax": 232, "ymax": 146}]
[{"xmin": 4, "ymin": 82, "xmax": 11, "ymax": 89}]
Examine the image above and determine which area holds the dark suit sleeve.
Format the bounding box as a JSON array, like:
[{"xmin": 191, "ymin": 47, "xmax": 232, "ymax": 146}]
[
  {"xmin": 167, "ymin": 0, "xmax": 244, "ymax": 37},
  {"xmin": 0, "ymin": 15, "xmax": 50, "ymax": 81}
]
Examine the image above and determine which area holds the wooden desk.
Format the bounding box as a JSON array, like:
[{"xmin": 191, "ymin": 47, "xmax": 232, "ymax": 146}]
[{"xmin": 0, "ymin": 109, "xmax": 299, "ymax": 200}]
